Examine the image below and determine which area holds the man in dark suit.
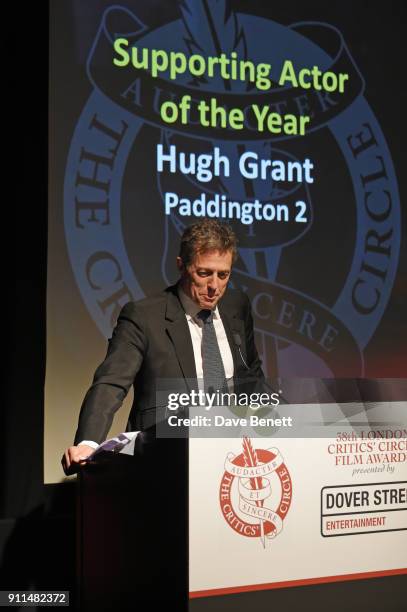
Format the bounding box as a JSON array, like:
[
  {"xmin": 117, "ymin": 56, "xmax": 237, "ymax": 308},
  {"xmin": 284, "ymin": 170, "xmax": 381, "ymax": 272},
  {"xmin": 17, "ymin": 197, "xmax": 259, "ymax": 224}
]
[{"xmin": 62, "ymin": 219, "xmax": 263, "ymax": 474}]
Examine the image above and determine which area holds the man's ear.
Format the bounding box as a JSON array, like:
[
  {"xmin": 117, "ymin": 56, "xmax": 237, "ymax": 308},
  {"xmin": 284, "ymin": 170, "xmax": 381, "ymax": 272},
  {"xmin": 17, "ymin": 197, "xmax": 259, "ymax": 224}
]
[{"xmin": 176, "ymin": 257, "xmax": 184, "ymax": 272}]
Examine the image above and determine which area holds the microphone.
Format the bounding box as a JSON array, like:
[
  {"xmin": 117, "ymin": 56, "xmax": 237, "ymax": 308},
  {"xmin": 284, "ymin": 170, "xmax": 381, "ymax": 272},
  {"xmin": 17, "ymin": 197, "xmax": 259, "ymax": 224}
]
[
  {"xmin": 233, "ymin": 333, "xmax": 287, "ymax": 403},
  {"xmin": 233, "ymin": 333, "xmax": 250, "ymax": 370}
]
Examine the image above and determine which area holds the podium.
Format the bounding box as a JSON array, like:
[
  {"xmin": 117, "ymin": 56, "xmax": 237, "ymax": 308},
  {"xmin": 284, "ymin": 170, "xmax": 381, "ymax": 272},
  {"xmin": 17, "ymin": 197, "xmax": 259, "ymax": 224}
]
[
  {"xmin": 77, "ymin": 384, "xmax": 407, "ymax": 610},
  {"xmin": 77, "ymin": 435, "xmax": 188, "ymax": 610}
]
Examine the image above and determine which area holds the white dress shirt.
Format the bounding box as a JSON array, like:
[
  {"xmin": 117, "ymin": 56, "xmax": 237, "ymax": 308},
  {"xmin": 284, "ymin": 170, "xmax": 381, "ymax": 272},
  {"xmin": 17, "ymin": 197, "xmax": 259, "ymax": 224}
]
[{"xmin": 177, "ymin": 287, "xmax": 234, "ymax": 386}]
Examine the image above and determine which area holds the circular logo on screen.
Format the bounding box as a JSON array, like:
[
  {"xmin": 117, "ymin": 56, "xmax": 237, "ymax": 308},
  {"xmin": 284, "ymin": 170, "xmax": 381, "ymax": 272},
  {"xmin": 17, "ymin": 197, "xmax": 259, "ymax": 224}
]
[
  {"xmin": 64, "ymin": 3, "xmax": 400, "ymax": 379},
  {"xmin": 219, "ymin": 438, "xmax": 292, "ymax": 546}
]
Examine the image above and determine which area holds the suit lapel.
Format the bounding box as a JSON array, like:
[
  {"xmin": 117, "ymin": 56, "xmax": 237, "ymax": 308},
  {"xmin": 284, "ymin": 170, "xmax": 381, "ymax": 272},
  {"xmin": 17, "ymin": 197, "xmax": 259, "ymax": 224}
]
[
  {"xmin": 218, "ymin": 299, "xmax": 245, "ymax": 373},
  {"xmin": 165, "ymin": 287, "xmax": 198, "ymax": 385}
]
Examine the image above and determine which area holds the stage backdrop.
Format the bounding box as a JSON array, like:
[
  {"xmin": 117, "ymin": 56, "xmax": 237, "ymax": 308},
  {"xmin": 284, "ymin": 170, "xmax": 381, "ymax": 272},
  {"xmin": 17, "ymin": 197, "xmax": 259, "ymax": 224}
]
[{"xmin": 48, "ymin": 0, "xmax": 406, "ymax": 600}]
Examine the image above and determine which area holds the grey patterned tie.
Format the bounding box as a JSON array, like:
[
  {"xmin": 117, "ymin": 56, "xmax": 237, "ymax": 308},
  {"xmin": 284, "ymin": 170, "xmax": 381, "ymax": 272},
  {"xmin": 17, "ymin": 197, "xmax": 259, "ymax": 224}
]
[{"xmin": 197, "ymin": 309, "xmax": 227, "ymax": 394}]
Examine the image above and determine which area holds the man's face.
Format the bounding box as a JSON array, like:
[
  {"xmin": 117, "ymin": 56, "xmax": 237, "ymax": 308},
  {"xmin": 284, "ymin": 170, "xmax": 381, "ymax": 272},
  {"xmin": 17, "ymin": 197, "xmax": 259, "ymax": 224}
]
[{"xmin": 177, "ymin": 249, "xmax": 233, "ymax": 310}]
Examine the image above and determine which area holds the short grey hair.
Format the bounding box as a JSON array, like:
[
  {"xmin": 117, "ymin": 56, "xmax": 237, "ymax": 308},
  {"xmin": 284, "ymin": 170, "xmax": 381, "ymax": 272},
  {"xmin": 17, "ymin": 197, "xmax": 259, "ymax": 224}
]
[{"xmin": 179, "ymin": 219, "xmax": 238, "ymax": 267}]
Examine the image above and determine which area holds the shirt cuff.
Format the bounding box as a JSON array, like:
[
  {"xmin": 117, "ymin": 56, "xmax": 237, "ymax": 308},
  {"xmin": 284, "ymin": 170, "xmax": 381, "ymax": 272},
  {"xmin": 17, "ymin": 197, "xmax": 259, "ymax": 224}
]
[{"xmin": 78, "ymin": 440, "xmax": 99, "ymax": 449}]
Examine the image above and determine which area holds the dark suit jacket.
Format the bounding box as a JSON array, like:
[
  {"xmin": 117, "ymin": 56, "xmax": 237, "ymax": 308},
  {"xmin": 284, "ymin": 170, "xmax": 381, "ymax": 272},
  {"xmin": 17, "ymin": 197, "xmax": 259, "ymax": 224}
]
[{"xmin": 74, "ymin": 284, "xmax": 264, "ymax": 444}]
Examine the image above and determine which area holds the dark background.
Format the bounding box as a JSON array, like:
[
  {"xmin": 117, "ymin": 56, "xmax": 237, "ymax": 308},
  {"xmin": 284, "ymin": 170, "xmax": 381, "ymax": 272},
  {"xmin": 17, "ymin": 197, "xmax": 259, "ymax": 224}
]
[{"xmin": 2, "ymin": 1, "xmax": 405, "ymax": 609}]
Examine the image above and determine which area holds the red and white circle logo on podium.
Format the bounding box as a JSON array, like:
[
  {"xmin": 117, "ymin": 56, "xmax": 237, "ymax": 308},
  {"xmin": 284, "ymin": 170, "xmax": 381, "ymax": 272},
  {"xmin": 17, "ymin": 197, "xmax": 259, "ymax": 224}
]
[{"xmin": 219, "ymin": 437, "xmax": 292, "ymax": 547}]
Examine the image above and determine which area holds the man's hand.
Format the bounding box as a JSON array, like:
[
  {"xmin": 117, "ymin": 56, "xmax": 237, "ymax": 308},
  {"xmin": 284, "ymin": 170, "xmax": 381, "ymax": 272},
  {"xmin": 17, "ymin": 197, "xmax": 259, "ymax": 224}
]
[{"xmin": 62, "ymin": 444, "xmax": 96, "ymax": 475}]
